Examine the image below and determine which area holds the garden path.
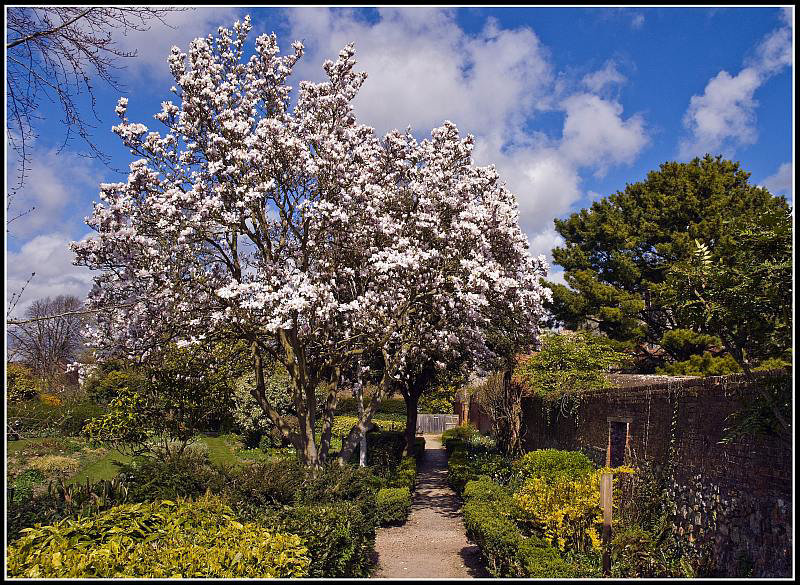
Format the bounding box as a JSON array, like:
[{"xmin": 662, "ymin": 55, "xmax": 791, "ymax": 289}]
[{"xmin": 372, "ymin": 435, "xmax": 489, "ymax": 578}]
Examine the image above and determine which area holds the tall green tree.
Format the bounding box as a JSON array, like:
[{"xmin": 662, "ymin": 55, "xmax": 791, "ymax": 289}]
[
  {"xmin": 666, "ymin": 205, "xmax": 792, "ymax": 442},
  {"xmin": 545, "ymin": 155, "xmax": 790, "ymax": 371}
]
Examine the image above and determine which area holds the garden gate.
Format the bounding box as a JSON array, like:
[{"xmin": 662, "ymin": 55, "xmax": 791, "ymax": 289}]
[{"xmin": 416, "ymin": 414, "xmax": 459, "ymax": 434}]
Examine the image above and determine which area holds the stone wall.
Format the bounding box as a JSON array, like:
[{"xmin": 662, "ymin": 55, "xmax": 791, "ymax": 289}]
[{"xmin": 471, "ymin": 371, "xmax": 792, "ymax": 577}]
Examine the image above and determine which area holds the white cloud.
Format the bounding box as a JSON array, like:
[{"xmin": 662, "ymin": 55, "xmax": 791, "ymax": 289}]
[
  {"xmin": 679, "ymin": 67, "xmax": 761, "ymax": 158},
  {"xmin": 6, "ymin": 148, "xmax": 99, "ymax": 240},
  {"xmin": 760, "ymin": 162, "xmax": 793, "ymax": 200},
  {"xmin": 679, "ymin": 9, "xmax": 792, "ymax": 158},
  {"xmin": 113, "ymin": 7, "xmax": 244, "ymax": 81},
  {"xmin": 284, "ymin": 7, "xmax": 552, "ymax": 141},
  {"xmin": 630, "ymin": 13, "xmax": 645, "ymax": 29},
  {"xmin": 560, "ymin": 93, "xmax": 648, "ymax": 177},
  {"xmin": 582, "ymin": 60, "xmax": 627, "ymax": 93},
  {"xmin": 6, "ymin": 233, "xmax": 95, "ymax": 319},
  {"xmin": 283, "ymin": 7, "xmax": 648, "ymax": 240},
  {"xmin": 528, "ymin": 226, "xmax": 565, "ymax": 265}
]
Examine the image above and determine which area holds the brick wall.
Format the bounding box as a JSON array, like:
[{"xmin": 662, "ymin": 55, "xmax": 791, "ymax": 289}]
[{"xmin": 471, "ymin": 371, "xmax": 792, "ymax": 577}]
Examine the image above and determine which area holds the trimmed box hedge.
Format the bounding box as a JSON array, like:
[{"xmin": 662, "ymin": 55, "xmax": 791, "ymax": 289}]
[{"xmin": 377, "ymin": 487, "xmax": 413, "ymax": 526}]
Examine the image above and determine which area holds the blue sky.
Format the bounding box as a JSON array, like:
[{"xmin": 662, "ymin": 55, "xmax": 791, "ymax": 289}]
[{"xmin": 5, "ymin": 6, "xmax": 794, "ymax": 317}]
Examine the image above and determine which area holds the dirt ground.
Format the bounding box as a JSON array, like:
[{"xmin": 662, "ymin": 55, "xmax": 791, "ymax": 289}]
[{"xmin": 372, "ymin": 435, "xmax": 489, "ymax": 578}]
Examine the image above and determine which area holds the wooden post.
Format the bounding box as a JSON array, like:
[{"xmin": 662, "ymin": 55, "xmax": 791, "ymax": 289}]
[{"xmin": 600, "ymin": 472, "xmax": 613, "ymax": 576}]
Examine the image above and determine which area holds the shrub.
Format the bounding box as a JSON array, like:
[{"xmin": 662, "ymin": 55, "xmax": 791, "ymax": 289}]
[
  {"xmin": 443, "ymin": 437, "xmax": 466, "ymax": 457},
  {"xmin": 6, "ymin": 495, "xmax": 310, "ymax": 578},
  {"xmin": 386, "ymin": 455, "xmax": 417, "ymax": 492},
  {"xmin": 463, "ymin": 476, "xmax": 512, "ymax": 504},
  {"xmin": 511, "ymin": 449, "xmax": 595, "ymax": 487},
  {"xmin": 441, "ymin": 423, "xmax": 479, "ymax": 443},
  {"xmin": 11, "ymin": 469, "xmax": 46, "ymax": 503},
  {"xmin": 269, "ymin": 500, "xmax": 375, "ymax": 577},
  {"xmin": 446, "ymin": 448, "xmax": 476, "ymax": 494},
  {"xmin": 349, "ymin": 429, "xmax": 406, "ymax": 473},
  {"xmin": 7, "ymin": 398, "xmax": 105, "ymax": 439},
  {"xmin": 226, "ymin": 458, "xmax": 307, "ymax": 509},
  {"xmin": 83, "ymin": 365, "xmax": 145, "ymax": 404},
  {"xmin": 611, "ymin": 525, "xmax": 666, "ymax": 578},
  {"xmin": 511, "ymin": 450, "xmax": 633, "ymax": 553},
  {"xmin": 377, "ymin": 487, "xmax": 412, "ymax": 526},
  {"xmin": 518, "ymin": 537, "xmax": 581, "ymax": 578},
  {"xmin": 463, "ymin": 498, "xmax": 524, "ymax": 576},
  {"xmin": 6, "ymin": 362, "xmax": 38, "ymax": 403},
  {"xmin": 461, "ymin": 477, "xmax": 585, "ymax": 578},
  {"xmin": 117, "ymin": 451, "xmax": 227, "ymax": 503},
  {"xmin": 414, "ymin": 436, "xmax": 426, "ymax": 459}
]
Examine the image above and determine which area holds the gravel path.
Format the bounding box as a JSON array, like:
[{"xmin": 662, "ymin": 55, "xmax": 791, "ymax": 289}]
[{"xmin": 372, "ymin": 435, "xmax": 488, "ymax": 578}]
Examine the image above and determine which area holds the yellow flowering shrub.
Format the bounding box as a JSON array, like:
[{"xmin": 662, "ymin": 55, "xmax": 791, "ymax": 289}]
[{"xmin": 513, "ymin": 463, "xmax": 633, "ymax": 552}]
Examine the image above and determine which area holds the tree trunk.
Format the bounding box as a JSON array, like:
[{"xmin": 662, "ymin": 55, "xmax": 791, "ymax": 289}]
[
  {"xmin": 338, "ymin": 369, "xmax": 393, "ymax": 464},
  {"xmin": 402, "ymin": 388, "xmax": 420, "ymax": 457},
  {"xmin": 358, "ymin": 386, "xmax": 367, "ymax": 467}
]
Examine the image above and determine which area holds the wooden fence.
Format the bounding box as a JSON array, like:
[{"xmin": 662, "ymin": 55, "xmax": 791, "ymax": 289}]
[{"xmin": 416, "ymin": 414, "xmax": 459, "ymax": 434}]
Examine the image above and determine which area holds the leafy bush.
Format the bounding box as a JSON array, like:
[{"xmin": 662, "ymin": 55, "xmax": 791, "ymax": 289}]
[
  {"xmin": 351, "ymin": 430, "xmax": 406, "ymax": 473},
  {"xmin": 117, "ymin": 451, "xmax": 227, "ymax": 503},
  {"xmin": 447, "ymin": 443, "xmax": 512, "ymax": 494},
  {"xmin": 7, "ymin": 475, "xmax": 130, "ymax": 542},
  {"xmin": 446, "ymin": 448, "xmax": 475, "ymax": 494},
  {"xmin": 268, "ymin": 500, "xmax": 375, "ymax": 577},
  {"xmin": 386, "ymin": 455, "xmax": 417, "ymax": 492},
  {"xmin": 414, "ymin": 436, "xmax": 426, "ymax": 458},
  {"xmin": 518, "ymin": 537, "xmax": 582, "ymax": 577},
  {"xmin": 7, "ymin": 362, "xmax": 38, "ymax": 402},
  {"xmin": 224, "ymin": 458, "xmax": 307, "ymax": 512},
  {"xmin": 11, "ymin": 469, "xmax": 46, "ymax": 502},
  {"xmin": 6, "ymin": 495, "xmax": 310, "ymax": 578},
  {"xmin": 463, "ymin": 476, "xmax": 512, "ymax": 504},
  {"xmin": 7, "ymin": 398, "xmax": 105, "ymax": 439},
  {"xmin": 82, "ymin": 364, "xmax": 145, "ymax": 404},
  {"xmin": 511, "ymin": 448, "xmax": 594, "ymax": 488},
  {"xmin": 377, "ymin": 487, "xmax": 412, "ymax": 526},
  {"xmin": 461, "ymin": 476, "xmax": 584, "ymax": 578},
  {"xmin": 463, "ymin": 497, "xmax": 524, "ymax": 576},
  {"xmin": 656, "ymin": 351, "xmax": 741, "ymax": 376},
  {"xmin": 611, "ymin": 525, "xmax": 666, "ymax": 577},
  {"xmin": 511, "ymin": 450, "xmax": 633, "ymax": 553},
  {"xmin": 441, "ymin": 423, "xmax": 479, "ymax": 443},
  {"xmin": 444, "ymin": 437, "xmax": 466, "ymax": 456}
]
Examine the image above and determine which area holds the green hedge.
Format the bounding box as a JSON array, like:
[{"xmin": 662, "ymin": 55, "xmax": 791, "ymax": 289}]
[
  {"xmin": 377, "ymin": 487, "xmax": 413, "ymax": 526},
  {"xmin": 269, "ymin": 500, "xmax": 376, "ymax": 577},
  {"xmin": 463, "ymin": 476, "xmax": 512, "ymax": 504},
  {"xmin": 461, "ymin": 476, "xmax": 583, "ymax": 577},
  {"xmin": 511, "ymin": 448, "xmax": 594, "ymax": 488},
  {"xmin": 386, "ymin": 455, "xmax": 417, "ymax": 492},
  {"xmin": 6, "ymin": 495, "xmax": 310, "ymax": 578},
  {"xmin": 447, "ymin": 448, "xmax": 477, "ymax": 494}
]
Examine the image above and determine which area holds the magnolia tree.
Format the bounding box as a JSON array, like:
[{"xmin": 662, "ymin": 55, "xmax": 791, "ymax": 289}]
[{"xmin": 72, "ymin": 17, "xmax": 550, "ymax": 467}]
